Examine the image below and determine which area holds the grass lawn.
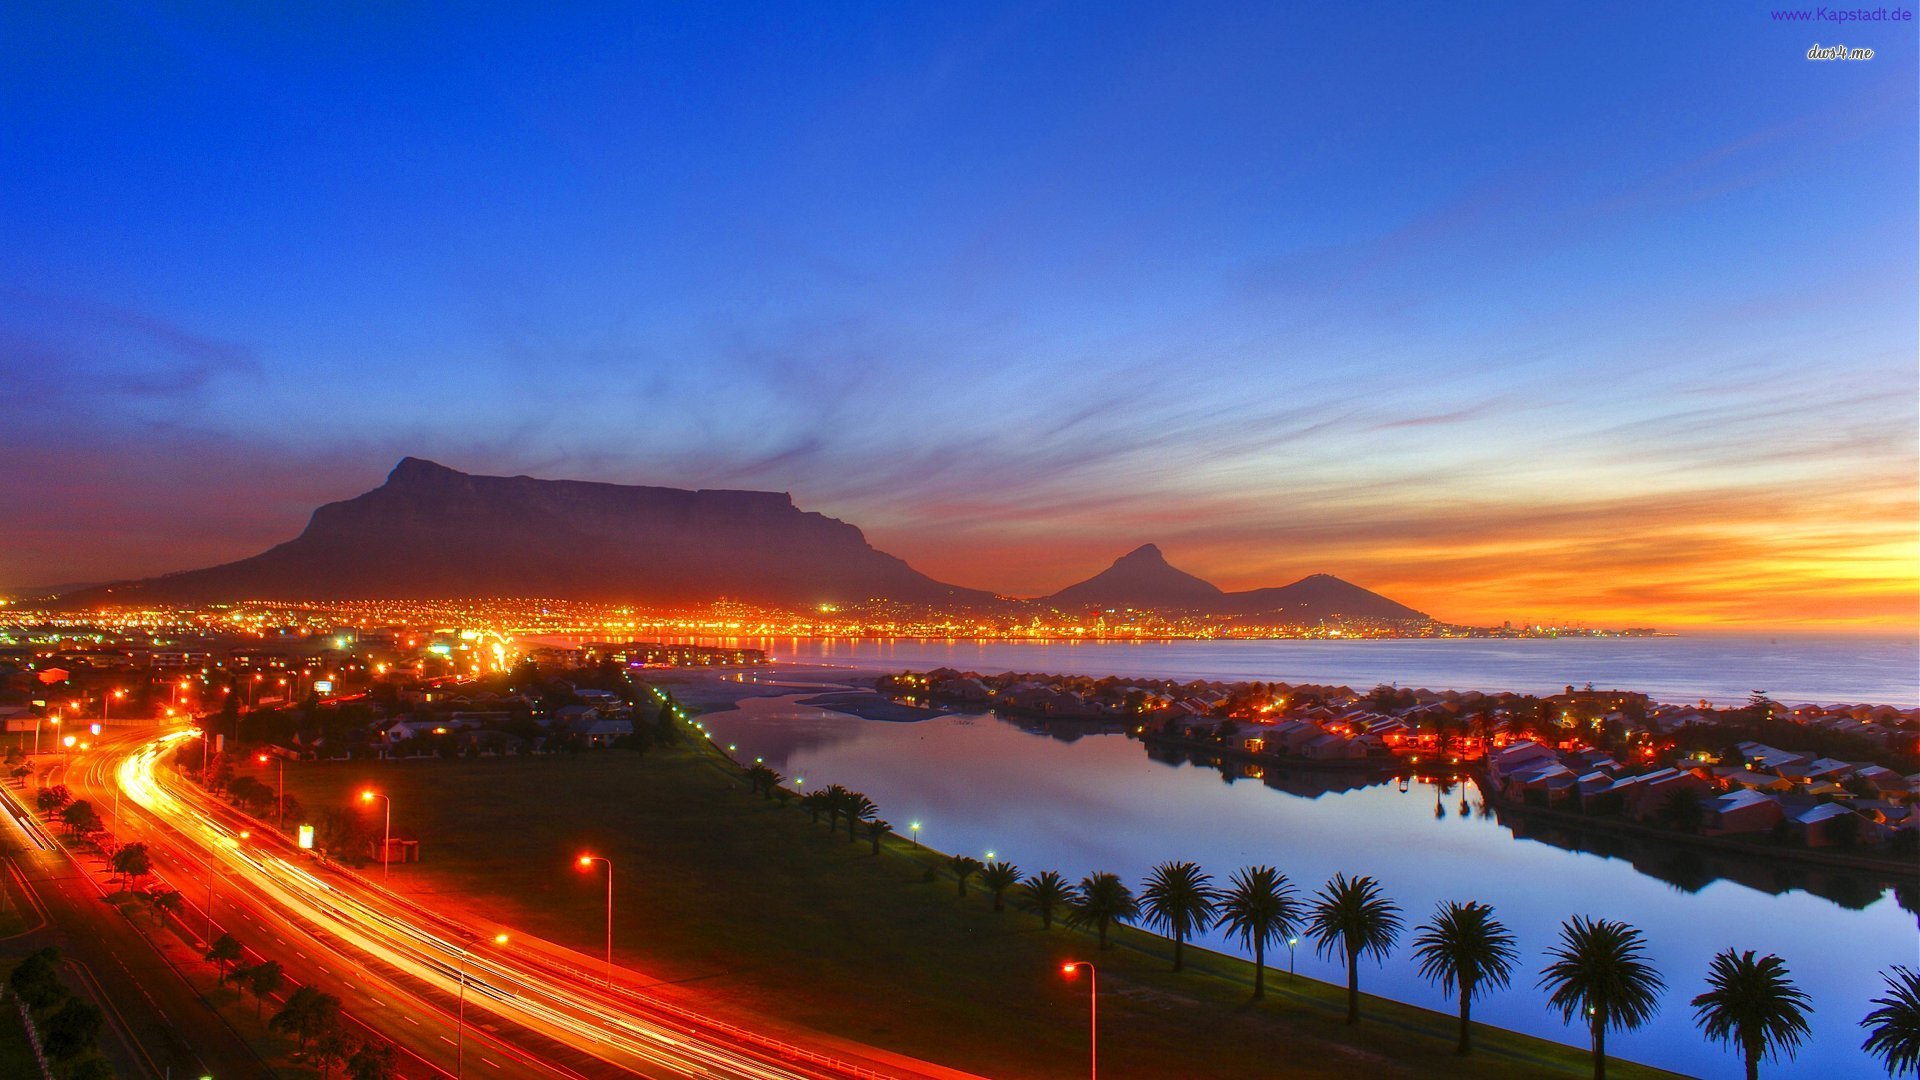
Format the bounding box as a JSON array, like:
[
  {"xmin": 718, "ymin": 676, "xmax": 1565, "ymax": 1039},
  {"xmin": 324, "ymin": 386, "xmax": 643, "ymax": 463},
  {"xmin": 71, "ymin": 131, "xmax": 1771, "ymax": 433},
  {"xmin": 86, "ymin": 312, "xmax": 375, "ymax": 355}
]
[{"xmin": 268, "ymin": 739, "xmax": 1682, "ymax": 1080}]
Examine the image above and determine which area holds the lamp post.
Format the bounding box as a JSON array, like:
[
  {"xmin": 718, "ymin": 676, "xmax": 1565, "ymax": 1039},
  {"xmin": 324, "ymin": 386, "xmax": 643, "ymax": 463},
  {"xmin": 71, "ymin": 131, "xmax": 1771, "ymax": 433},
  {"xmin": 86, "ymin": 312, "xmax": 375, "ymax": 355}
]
[
  {"xmin": 909, "ymin": 821, "xmax": 920, "ymax": 847},
  {"xmin": 360, "ymin": 790, "xmax": 391, "ymax": 877},
  {"xmin": 207, "ymin": 831, "xmax": 247, "ymax": 946},
  {"xmin": 577, "ymin": 855, "xmax": 613, "ymax": 987},
  {"xmin": 1062, "ymin": 960, "xmax": 1096, "ymax": 1080},
  {"xmin": 1286, "ymin": 936, "xmax": 1299, "ymax": 981},
  {"xmin": 456, "ymin": 933, "xmax": 509, "ymax": 1078},
  {"xmin": 258, "ymin": 753, "xmax": 284, "ymax": 827}
]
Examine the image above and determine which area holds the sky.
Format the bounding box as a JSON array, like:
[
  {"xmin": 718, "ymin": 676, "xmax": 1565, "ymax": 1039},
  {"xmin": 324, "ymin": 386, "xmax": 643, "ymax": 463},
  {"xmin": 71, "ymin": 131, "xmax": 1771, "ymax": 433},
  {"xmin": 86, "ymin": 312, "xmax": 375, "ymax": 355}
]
[{"xmin": 2, "ymin": 2, "xmax": 1915, "ymax": 630}]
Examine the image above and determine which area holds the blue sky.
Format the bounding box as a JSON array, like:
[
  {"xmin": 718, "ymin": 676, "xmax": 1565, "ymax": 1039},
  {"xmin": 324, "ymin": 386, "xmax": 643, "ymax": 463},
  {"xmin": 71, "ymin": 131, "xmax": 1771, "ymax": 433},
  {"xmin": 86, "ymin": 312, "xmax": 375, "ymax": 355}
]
[{"xmin": 3, "ymin": 2, "xmax": 1915, "ymax": 626}]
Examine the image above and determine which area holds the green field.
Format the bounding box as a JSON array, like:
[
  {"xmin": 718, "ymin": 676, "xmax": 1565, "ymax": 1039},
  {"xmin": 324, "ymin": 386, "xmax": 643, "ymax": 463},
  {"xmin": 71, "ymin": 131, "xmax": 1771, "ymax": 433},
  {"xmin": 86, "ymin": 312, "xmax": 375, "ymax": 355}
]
[{"xmin": 268, "ymin": 740, "xmax": 1680, "ymax": 1080}]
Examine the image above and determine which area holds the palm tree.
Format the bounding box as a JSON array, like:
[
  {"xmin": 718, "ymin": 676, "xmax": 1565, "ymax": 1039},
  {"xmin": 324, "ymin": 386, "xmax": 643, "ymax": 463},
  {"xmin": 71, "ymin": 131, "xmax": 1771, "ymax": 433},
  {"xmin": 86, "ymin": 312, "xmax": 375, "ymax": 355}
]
[
  {"xmin": 822, "ymin": 784, "xmax": 851, "ymax": 833},
  {"xmin": 800, "ymin": 789, "xmax": 831, "ymax": 825},
  {"xmin": 1019, "ymin": 871, "xmax": 1077, "ymax": 930},
  {"xmin": 1690, "ymin": 949, "xmax": 1811, "ymax": 1080},
  {"xmin": 205, "ymin": 933, "xmax": 244, "ymax": 985},
  {"xmin": 1862, "ymin": 966, "xmax": 1920, "ymax": 1077},
  {"xmin": 244, "ymin": 959, "xmax": 284, "ymax": 1021},
  {"xmin": 977, "ymin": 862, "xmax": 1022, "ymax": 912},
  {"xmin": 1307, "ymin": 873, "xmax": 1404, "ymax": 1024},
  {"xmin": 864, "ymin": 818, "xmax": 890, "ymax": 855},
  {"xmin": 1412, "ymin": 900, "xmax": 1519, "ymax": 1054},
  {"xmin": 1066, "ymin": 872, "xmax": 1138, "ymax": 949},
  {"xmin": 842, "ymin": 793, "xmax": 878, "ymax": 844},
  {"xmin": 1139, "ymin": 861, "xmax": 1220, "ymax": 972},
  {"xmin": 949, "ymin": 855, "xmax": 983, "ymax": 897},
  {"xmin": 1216, "ymin": 866, "xmax": 1299, "ymax": 999},
  {"xmin": 1538, "ymin": 915, "xmax": 1665, "ymax": 1080}
]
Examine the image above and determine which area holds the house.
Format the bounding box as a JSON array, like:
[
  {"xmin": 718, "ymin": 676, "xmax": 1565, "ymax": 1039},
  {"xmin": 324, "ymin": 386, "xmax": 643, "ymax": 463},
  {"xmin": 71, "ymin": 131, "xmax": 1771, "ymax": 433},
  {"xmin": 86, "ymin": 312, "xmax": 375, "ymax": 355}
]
[
  {"xmin": 577, "ymin": 717, "xmax": 633, "ymax": 747},
  {"xmin": 1793, "ymin": 803, "xmax": 1871, "ymax": 848},
  {"xmin": 1852, "ymin": 765, "xmax": 1906, "ymax": 796},
  {"xmin": 1703, "ymin": 790, "xmax": 1786, "ymax": 836}
]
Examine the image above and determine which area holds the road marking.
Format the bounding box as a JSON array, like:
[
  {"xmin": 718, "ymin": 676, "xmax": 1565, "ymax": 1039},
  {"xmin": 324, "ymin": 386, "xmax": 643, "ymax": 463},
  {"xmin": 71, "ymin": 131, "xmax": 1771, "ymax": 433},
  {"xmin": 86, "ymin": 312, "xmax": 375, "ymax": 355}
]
[
  {"xmin": 483, "ymin": 1058, "xmax": 500, "ymax": 1069},
  {"xmin": 403, "ymin": 1015, "xmax": 419, "ymax": 1025}
]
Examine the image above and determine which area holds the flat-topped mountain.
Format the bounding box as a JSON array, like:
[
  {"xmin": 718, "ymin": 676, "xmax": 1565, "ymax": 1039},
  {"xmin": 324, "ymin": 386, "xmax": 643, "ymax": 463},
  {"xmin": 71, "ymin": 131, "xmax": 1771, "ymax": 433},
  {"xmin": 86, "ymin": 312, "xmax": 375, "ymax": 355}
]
[
  {"xmin": 1041, "ymin": 545, "xmax": 1428, "ymax": 623},
  {"xmin": 71, "ymin": 458, "xmax": 996, "ymax": 607},
  {"xmin": 1044, "ymin": 544, "xmax": 1225, "ymax": 610}
]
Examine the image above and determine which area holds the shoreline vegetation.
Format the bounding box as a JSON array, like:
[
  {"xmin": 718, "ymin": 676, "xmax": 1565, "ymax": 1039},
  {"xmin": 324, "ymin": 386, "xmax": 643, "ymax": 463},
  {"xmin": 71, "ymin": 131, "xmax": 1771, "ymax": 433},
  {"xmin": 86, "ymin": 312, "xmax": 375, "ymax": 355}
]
[
  {"xmin": 876, "ymin": 666, "xmax": 1919, "ymax": 878},
  {"xmin": 254, "ymin": 683, "xmax": 1694, "ymax": 1080}
]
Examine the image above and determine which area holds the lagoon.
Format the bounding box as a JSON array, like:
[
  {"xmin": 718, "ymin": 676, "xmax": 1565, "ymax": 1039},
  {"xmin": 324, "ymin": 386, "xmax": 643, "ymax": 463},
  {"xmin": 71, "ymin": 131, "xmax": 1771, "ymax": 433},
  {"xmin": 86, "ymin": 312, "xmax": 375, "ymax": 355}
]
[{"xmin": 688, "ymin": 668, "xmax": 1916, "ymax": 1079}]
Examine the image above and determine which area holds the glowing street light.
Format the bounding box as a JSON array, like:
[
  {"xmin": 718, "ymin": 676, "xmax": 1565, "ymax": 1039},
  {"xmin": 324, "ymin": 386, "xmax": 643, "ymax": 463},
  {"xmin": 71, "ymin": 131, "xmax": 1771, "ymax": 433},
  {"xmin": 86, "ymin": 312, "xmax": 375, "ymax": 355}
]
[
  {"xmin": 1062, "ymin": 960, "xmax": 1097, "ymax": 1079},
  {"xmin": 1287, "ymin": 936, "xmax": 1299, "ymax": 981},
  {"xmin": 577, "ymin": 855, "xmax": 614, "ymax": 987},
  {"xmin": 257, "ymin": 753, "xmax": 284, "ymax": 827},
  {"xmin": 360, "ymin": 790, "xmax": 392, "ymax": 877},
  {"xmin": 909, "ymin": 821, "xmax": 921, "ymax": 847},
  {"xmin": 456, "ymin": 932, "xmax": 510, "ymax": 1078}
]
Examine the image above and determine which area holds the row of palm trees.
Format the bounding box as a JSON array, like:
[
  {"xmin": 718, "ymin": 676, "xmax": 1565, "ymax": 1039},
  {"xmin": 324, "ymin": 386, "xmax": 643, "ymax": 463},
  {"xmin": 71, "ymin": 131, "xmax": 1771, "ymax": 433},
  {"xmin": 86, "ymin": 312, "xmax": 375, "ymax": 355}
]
[
  {"xmin": 985, "ymin": 860, "xmax": 1916, "ymax": 1079},
  {"xmin": 737, "ymin": 756, "xmax": 1917, "ymax": 1078}
]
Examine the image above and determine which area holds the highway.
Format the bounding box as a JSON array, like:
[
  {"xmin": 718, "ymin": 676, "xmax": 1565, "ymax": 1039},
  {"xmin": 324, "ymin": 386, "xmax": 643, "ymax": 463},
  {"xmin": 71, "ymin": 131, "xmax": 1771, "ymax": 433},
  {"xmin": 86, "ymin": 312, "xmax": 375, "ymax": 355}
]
[{"xmin": 65, "ymin": 728, "xmax": 938, "ymax": 1080}]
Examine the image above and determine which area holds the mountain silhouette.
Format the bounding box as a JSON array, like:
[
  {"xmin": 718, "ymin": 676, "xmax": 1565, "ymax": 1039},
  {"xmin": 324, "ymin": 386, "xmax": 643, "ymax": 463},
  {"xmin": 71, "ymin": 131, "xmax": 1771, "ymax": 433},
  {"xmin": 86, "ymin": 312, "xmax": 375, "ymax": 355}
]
[
  {"xmin": 68, "ymin": 458, "xmax": 996, "ymax": 607},
  {"xmin": 1041, "ymin": 545, "xmax": 1428, "ymax": 622},
  {"xmin": 1043, "ymin": 544, "xmax": 1225, "ymax": 610}
]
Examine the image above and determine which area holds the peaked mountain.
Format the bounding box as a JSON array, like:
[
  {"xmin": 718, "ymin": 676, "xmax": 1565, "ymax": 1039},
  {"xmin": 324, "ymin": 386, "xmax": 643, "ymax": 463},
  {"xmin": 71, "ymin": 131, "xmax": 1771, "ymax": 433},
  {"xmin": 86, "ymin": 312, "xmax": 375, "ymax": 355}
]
[
  {"xmin": 1221, "ymin": 573, "xmax": 1428, "ymax": 622},
  {"xmin": 70, "ymin": 458, "xmax": 997, "ymax": 607},
  {"xmin": 1040, "ymin": 544, "xmax": 1428, "ymax": 622},
  {"xmin": 1043, "ymin": 543, "xmax": 1225, "ymax": 610}
]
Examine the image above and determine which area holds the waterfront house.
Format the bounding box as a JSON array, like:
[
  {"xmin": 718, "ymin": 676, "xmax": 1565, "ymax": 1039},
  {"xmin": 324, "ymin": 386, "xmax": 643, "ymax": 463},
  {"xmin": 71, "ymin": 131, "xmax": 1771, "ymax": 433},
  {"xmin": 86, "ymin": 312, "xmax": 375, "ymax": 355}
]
[
  {"xmin": 1792, "ymin": 802, "xmax": 1874, "ymax": 847},
  {"xmin": 1703, "ymin": 789, "xmax": 1786, "ymax": 836}
]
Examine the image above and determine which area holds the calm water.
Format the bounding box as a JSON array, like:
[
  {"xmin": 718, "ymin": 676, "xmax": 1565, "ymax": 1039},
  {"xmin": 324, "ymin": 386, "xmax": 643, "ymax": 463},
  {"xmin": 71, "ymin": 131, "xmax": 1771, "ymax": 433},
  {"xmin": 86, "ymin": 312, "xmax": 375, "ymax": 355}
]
[
  {"xmin": 691, "ymin": 677, "xmax": 1919, "ymax": 1079},
  {"xmin": 662, "ymin": 634, "xmax": 1920, "ymax": 707}
]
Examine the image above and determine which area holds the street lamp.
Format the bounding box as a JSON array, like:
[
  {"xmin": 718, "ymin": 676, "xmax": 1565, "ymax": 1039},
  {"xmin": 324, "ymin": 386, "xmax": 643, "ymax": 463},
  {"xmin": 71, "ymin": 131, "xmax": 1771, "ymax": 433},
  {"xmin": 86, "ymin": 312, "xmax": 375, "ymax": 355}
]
[
  {"xmin": 1286, "ymin": 936, "xmax": 1299, "ymax": 981},
  {"xmin": 456, "ymin": 933, "xmax": 509, "ymax": 1078},
  {"xmin": 258, "ymin": 753, "xmax": 284, "ymax": 827},
  {"xmin": 909, "ymin": 822, "xmax": 920, "ymax": 847},
  {"xmin": 1062, "ymin": 960, "xmax": 1097, "ymax": 1080},
  {"xmin": 360, "ymin": 790, "xmax": 391, "ymax": 877},
  {"xmin": 576, "ymin": 855, "xmax": 613, "ymax": 987}
]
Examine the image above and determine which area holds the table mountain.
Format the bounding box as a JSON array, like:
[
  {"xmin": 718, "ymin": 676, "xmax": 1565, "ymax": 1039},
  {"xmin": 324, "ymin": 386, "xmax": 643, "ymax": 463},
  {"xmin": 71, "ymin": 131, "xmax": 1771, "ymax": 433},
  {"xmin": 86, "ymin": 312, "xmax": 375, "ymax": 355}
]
[{"xmin": 70, "ymin": 458, "xmax": 996, "ymax": 607}]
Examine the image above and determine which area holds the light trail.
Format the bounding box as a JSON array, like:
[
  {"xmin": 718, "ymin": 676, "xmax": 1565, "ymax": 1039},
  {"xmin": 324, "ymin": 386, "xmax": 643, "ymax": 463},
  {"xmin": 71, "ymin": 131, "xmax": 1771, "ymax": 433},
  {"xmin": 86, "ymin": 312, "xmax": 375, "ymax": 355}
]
[{"xmin": 115, "ymin": 731, "xmax": 903, "ymax": 1080}]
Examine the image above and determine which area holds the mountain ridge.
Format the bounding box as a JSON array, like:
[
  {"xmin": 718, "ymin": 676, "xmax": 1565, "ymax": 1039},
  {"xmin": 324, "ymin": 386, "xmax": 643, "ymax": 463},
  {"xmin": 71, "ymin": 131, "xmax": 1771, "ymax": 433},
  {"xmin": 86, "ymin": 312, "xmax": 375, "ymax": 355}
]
[{"xmin": 53, "ymin": 459, "xmax": 1433, "ymax": 622}]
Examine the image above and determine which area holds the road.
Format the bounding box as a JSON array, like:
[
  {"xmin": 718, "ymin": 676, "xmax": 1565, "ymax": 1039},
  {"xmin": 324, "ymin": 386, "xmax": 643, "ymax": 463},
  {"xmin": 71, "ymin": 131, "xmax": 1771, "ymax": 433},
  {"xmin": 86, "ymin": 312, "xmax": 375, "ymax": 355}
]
[{"xmin": 64, "ymin": 728, "xmax": 956, "ymax": 1080}]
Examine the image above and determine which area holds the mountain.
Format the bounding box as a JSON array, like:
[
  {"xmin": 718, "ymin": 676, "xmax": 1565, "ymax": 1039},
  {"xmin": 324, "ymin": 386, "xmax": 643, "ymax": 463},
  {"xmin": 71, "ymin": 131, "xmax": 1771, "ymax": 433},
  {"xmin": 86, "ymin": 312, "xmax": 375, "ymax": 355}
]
[
  {"xmin": 1221, "ymin": 573, "xmax": 1428, "ymax": 622},
  {"xmin": 1042, "ymin": 543, "xmax": 1225, "ymax": 610},
  {"xmin": 1040, "ymin": 544, "xmax": 1429, "ymax": 622},
  {"xmin": 66, "ymin": 458, "xmax": 997, "ymax": 608}
]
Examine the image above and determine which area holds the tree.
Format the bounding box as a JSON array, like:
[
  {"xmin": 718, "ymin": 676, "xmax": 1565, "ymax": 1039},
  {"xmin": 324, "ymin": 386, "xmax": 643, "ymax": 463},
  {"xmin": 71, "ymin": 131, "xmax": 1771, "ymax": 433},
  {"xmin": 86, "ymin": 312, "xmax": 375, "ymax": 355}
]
[
  {"xmin": 977, "ymin": 862, "xmax": 1023, "ymax": 912},
  {"xmin": 205, "ymin": 933, "xmax": 244, "ymax": 985},
  {"xmin": 111, "ymin": 842, "xmax": 152, "ymax": 889},
  {"xmin": 1216, "ymin": 866, "xmax": 1299, "ymax": 999},
  {"xmin": 8, "ymin": 947, "xmax": 66, "ymax": 1010},
  {"xmin": 35, "ymin": 784, "xmax": 72, "ymax": 815},
  {"xmin": 148, "ymin": 888, "xmax": 183, "ymax": 927},
  {"xmin": 1308, "ymin": 873, "xmax": 1404, "ymax": 1024},
  {"xmin": 1066, "ymin": 872, "xmax": 1138, "ymax": 949},
  {"xmin": 42, "ymin": 998, "xmax": 102, "ymax": 1061},
  {"xmin": 348, "ymin": 1038, "xmax": 400, "ymax": 1080},
  {"xmin": 822, "ymin": 784, "xmax": 851, "ymax": 833},
  {"xmin": 311, "ymin": 1019, "xmax": 354, "ymax": 1079},
  {"xmin": 1862, "ymin": 966, "xmax": 1920, "ymax": 1077},
  {"xmin": 801, "ymin": 789, "xmax": 832, "ymax": 825},
  {"xmin": 1538, "ymin": 916, "xmax": 1665, "ymax": 1080},
  {"xmin": 1690, "ymin": 949, "xmax": 1811, "ymax": 1080},
  {"xmin": 59, "ymin": 799, "xmax": 101, "ymax": 838},
  {"xmin": 244, "ymin": 959, "xmax": 285, "ymax": 1021},
  {"xmin": 1018, "ymin": 871, "xmax": 1077, "ymax": 930},
  {"xmin": 842, "ymin": 793, "xmax": 878, "ymax": 843},
  {"xmin": 1139, "ymin": 861, "xmax": 1220, "ymax": 973},
  {"xmin": 1656, "ymin": 788, "xmax": 1704, "ymax": 834},
  {"xmin": 864, "ymin": 817, "xmax": 890, "ymax": 855},
  {"xmin": 1412, "ymin": 900, "xmax": 1519, "ymax": 1054},
  {"xmin": 949, "ymin": 855, "xmax": 983, "ymax": 898},
  {"xmin": 272, "ymin": 985, "xmax": 343, "ymax": 1051}
]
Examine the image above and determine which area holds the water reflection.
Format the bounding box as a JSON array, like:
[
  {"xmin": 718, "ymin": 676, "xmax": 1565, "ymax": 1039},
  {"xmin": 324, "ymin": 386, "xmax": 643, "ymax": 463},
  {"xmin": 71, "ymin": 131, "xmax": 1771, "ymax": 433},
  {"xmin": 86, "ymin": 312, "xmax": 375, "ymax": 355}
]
[{"xmin": 693, "ymin": 686, "xmax": 1916, "ymax": 1078}]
